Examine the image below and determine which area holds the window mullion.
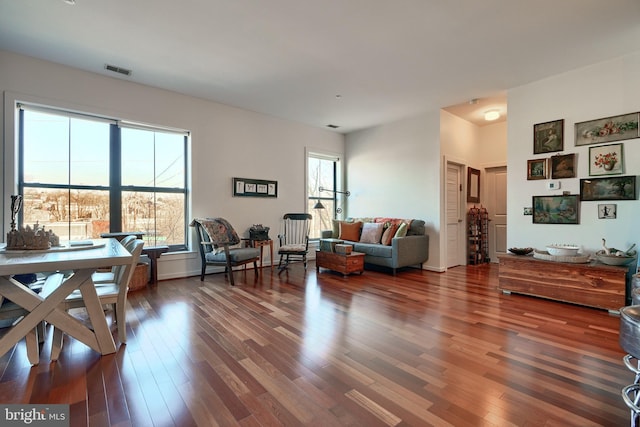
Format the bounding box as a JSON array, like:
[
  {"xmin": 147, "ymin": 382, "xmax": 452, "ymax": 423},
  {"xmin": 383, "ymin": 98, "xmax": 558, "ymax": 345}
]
[{"xmin": 110, "ymin": 124, "xmax": 122, "ymax": 232}]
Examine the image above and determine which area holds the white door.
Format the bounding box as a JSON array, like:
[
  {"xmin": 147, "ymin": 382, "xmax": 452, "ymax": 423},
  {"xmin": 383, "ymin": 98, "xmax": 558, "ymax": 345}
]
[
  {"xmin": 446, "ymin": 163, "xmax": 464, "ymax": 268},
  {"xmin": 485, "ymin": 166, "xmax": 508, "ymax": 262}
]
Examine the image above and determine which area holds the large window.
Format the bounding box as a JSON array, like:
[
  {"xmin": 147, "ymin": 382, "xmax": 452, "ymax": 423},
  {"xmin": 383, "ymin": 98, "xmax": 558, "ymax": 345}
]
[
  {"xmin": 18, "ymin": 106, "xmax": 189, "ymax": 251},
  {"xmin": 307, "ymin": 153, "xmax": 341, "ymax": 239}
]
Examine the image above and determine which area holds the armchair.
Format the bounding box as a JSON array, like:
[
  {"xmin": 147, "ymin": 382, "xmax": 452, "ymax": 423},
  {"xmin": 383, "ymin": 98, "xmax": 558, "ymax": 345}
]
[{"xmin": 191, "ymin": 218, "xmax": 260, "ymax": 285}]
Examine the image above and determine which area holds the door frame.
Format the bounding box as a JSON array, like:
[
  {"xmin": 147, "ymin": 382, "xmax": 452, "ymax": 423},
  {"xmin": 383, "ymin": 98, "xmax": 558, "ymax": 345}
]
[{"xmin": 443, "ymin": 157, "xmax": 467, "ymax": 270}]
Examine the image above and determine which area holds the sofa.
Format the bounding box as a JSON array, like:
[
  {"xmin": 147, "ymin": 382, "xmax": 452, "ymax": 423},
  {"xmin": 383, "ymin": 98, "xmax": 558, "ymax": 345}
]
[{"xmin": 320, "ymin": 217, "xmax": 429, "ymax": 275}]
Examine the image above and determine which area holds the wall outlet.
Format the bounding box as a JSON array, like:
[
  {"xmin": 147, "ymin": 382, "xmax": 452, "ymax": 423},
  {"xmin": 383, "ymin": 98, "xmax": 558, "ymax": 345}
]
[{"xmin": 547, "ymin": 180, "xmax": 561, "ymax": 190}]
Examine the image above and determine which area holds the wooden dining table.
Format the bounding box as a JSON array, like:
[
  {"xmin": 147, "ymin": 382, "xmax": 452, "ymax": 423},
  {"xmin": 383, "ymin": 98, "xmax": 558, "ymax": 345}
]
[{"xmin": 0, "ymin": 238, "xmax": 132, "ymax": 365}]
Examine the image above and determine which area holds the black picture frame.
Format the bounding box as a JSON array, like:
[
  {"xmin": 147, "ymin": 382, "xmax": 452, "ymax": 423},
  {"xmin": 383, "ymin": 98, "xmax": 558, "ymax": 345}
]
[
  {"xmin": 532, "ymin": 195, "xmax": 579, "ymax": 224},
  {"xmin": 580, "ymin": 175, "xmax": 636, "ymax": 201},
  {"xmin": 233, "ymin": 177, "xmax": 278, "ymax": 198},
  {"xmin": 534, "ymin": 119, "xmax": 564, "ymax": 154}
]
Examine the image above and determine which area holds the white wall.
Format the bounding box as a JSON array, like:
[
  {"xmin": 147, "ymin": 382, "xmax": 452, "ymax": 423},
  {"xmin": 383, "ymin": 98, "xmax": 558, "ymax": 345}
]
[
  {"xmin": 0, "ymin": 50, "xmax": 344, "ymax": 279},
  {"xmin": 345, "ymin": 112, "xmax": 442, "ymax": 270},
  {"xmin": 508, "ymin": 52, "xmax": 640, "ymax": 259}
]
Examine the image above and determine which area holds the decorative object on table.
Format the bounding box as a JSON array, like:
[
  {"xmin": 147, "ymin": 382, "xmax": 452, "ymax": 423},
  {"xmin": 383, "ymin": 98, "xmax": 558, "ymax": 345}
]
[
  {"xmin": 249, "ymin": 224, "xmax": 270, "ymax": 241},
  {"xmin": 526, "ymin": 158, "xmax": 547, "ymax": 180},
  {"xmin": 546, "ymin": 244, "xmax": 580, "ymax": 256},
  {"xmin": 595, "ymin": 240, "xmax": 636, "ymax": 266},
  {"xmin": 9, "ymin": 194, "xmax": 22, "ymax": 231},
  {"xmin": 532, "ymin": 195, "xmax": 579, "ymax": 224},
  {"xmin": 589, "ymin": 143, "xmax": 623, "ymax": 176},
  {"xmin": 533, "ymin": 119, "xmax": 564, "ymax": 154},
  {"xmin": 580, "ymin": 175, "xmax": 636, "ymax": 201},
  {"xmin": 467, "ymin": 167, "xmax": 480, "ymax": 203},
  {"xmin": 575, "ymin": 112, "xmax": 639, "ymax": 146},
  {"xmin": 598, "ymin": 204, "xmax": 617, "ymax": 219},
  {"xmin": 6, "ymin": 222, "xmax": 59, "ymax": 250},
  {"xmin": 319, "ymin": 238, "xmax": 343, "ymax": 252},
  {"xmin": 508, "ymin": 247, "xmax": 534, "ymax": 256},
  {"xmin": 335, "ymin": 244, "xmax": 352, "ymax": 255},
  {"xmin": 6, "ymin": 194, "xmax": 58, "ymax": 250},
  {"xmin": 533, "ymin": 249, "xmax": 590, "ymax": 263},
  {"xmin": 233, "ymin": 177, "xmax": 277, "ymax": 198},
  {"xmin": 600, "ymin": 239, "xmax": 635, "ymax": 256},
  {"xmin": 550, "ymin": 153, "xmax": 576, "ymax": 179}
]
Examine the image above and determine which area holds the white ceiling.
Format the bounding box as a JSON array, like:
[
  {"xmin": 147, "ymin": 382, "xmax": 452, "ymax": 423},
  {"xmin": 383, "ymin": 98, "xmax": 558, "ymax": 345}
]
[{"xmin": 1, "ymin": 0, "xmax": 639, "ymax": 133}]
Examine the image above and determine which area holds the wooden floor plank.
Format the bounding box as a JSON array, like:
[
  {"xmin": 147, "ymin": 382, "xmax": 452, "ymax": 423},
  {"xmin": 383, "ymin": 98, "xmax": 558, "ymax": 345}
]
[{"xmin": 0, "ymin": 263, "xmax": 633, "ymax": 426}]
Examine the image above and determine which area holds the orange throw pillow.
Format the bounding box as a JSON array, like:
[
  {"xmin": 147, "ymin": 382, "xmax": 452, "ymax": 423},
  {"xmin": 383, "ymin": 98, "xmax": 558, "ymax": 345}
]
[
  {"xmin": 380, "ymin": 223, "xmax": 398, "ymax": 245},
  {"xmin": 339, "ymin": 221, "xmax": 362, "ymax": 241}
]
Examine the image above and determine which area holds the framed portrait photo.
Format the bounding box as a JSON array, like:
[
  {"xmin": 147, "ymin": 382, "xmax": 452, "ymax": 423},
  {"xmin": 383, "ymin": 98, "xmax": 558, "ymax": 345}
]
[{"xmin": 534, "ymin": 119, "xmax": 564, "ymax": 154}]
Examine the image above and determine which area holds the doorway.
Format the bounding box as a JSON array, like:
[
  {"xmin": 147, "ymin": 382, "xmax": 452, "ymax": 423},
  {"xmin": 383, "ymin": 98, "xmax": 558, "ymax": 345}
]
[
  {"xmin": 445, "ymin": 162, "xmax": 465, "ymax": 268},
  {"xmin": 484, "ymin": 165, "xmax": 508, "ymax": 261}
]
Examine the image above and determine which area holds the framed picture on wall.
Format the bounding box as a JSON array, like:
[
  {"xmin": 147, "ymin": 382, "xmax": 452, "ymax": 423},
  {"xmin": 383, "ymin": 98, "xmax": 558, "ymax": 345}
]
[
  {"xmin": 533, "ymin": 119, "xmax": 564, "ymax": 154},
  {"xmin": 550, "ymin": 153, "xmax": 576, "ymax": 179},
  {"xmin": 575, "ymin": 112, "xmax": 639, "ymax": 146},
  {"xmin": 589, "ymin": 143, "xmax": 623, "ymax": 176},
  {"xmin": 580, "ymin": 175, "xmax": 636, "ymax": 201},
  {"xmin": 467, "ymin": 167, "xmax": 480, "ymax": 203},
  {"xmin": 532, "ymin": 195, "xmax": 579, "ymax": 224},
  {"xmin": 527, "ymin": 159, "xmax": 547, "ymax": 180}
]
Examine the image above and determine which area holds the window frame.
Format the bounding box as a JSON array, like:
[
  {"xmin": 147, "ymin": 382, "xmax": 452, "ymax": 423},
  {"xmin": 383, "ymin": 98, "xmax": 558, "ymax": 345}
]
[
  {"xmin": 16, "ymin": 104, "xmax": 190, "ymax": 252},
  {"xmin": 306, "ymin": 149, "xmax": 344, "ymax": 240}
]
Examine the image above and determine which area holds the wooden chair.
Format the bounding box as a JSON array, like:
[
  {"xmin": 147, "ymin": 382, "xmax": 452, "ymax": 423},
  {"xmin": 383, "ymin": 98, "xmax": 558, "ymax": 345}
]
[
  {"xmin": 50, "ymin": 239, "xmax": 145, "ymax": 359},
  {"xmin": 191, "ymin": 218, "xmax": 260, "ymax": 286},
  {"xmin": 277, "ymin": 213, "xmax": 312, "ymax": 270},
  {"xmin": 91, "ymin": 234, "xmax": 139, "ymax": 284}
]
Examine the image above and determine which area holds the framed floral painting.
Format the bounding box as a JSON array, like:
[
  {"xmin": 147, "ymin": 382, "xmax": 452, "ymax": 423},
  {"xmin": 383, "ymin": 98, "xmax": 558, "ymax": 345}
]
[
  {"xmin": 589, "ymin": 143, "xmax": 623, "ymax": 176},
  {"xmin": 575, "ymin": 112, "xmax": 639, "ymax": 146}
]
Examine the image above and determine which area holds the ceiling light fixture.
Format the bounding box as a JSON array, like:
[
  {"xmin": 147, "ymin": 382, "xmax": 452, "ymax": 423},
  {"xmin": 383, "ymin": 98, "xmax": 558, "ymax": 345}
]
[
  {"xmin": 64, "ymin": 0, "xmax": 76, "ymax": 5},
  {"xmin": 484, "ymin": 110, "xmax": 500, "ymax": 121}
]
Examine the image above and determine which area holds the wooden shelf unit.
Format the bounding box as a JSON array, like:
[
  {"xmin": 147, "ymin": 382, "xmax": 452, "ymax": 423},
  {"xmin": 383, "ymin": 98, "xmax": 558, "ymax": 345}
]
[
  {"xmin": 498, "ymin": 254, "xmax": 628, "ymax": 312},
  {"xmin": 468, "ymin": 206, "xmax": 489, "ymax": 265}
]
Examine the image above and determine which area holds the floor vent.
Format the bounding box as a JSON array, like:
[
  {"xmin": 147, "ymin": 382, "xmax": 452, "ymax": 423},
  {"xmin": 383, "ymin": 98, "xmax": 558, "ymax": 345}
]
[{"xmin": 104, "ymin": 64, "xmax": 132, "ymax": 76}]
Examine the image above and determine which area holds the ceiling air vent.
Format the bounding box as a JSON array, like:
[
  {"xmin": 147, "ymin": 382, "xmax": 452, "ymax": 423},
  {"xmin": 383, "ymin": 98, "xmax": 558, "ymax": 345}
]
[
  {"xmin": 104, "ymin": 64, "xmax": 132, "ymax": 77},
  {"xmin": 326, "ymin": 124, "xmax": 340, "ymax": 129}
]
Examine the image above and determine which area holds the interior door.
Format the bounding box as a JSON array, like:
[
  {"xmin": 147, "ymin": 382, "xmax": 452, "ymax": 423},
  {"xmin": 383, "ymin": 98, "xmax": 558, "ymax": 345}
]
[
  {"xmin": 485, "ymin": 166, "xmax": 507, "ymax": 262},
  {"xmin": 446, "ymin": 163, "xmax": 464, "ymax": 268}
]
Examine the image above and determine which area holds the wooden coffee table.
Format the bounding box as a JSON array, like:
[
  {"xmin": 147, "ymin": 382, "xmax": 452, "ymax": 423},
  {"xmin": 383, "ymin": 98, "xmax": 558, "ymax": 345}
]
[{"xmin": 316, "ymin": 250, "xmax": 365, "ymax": 277}]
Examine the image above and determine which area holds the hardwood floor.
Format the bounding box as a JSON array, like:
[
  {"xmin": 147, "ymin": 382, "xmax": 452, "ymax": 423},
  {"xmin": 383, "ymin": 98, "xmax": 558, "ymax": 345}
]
[{"xmin": 0, "ymin": 263, "xmax": 632, "ymax": 426}]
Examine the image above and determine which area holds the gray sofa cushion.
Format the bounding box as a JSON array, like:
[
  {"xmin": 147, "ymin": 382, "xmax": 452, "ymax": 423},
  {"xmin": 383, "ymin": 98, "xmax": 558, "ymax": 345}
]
[{"xmin": 352, "ymin": 242, "xmax": 393, "ymax": 258}]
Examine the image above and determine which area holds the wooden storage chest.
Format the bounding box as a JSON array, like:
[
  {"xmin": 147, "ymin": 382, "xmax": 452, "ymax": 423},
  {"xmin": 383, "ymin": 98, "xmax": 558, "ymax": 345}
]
[{"xmin": 498, "ymin": 254, "xmax": 628, "ymax": 312}]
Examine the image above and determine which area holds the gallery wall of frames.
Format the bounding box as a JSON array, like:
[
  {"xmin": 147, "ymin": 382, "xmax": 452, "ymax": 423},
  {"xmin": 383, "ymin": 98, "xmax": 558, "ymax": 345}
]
[{"xmin": 526, "ymin": 112, "xmax": 638, "ymax": 224}]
